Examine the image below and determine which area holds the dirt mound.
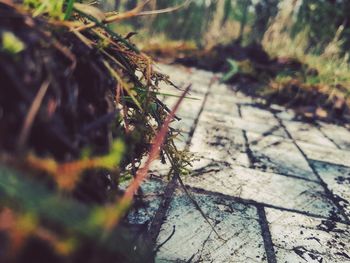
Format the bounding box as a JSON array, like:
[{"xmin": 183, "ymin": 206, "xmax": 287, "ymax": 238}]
[{"xmin": 0, "ymin": 2, "xmax": 183, "ymax": 262}]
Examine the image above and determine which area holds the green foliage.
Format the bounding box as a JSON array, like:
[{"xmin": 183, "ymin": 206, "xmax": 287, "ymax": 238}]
[
  {"xmin": 294, "ymin": 0, "xmax": 348, "ymax": 52},
  {"xmin": 64, "ymin": 0, "xmax": 75, "ymax": 20},
  {"xmin": 221, "ymin": 59, "xmax": 238, "ymax": 82},
  {"xmin": 24, "ymin": 0, "xmax": 65, "ymax": 19},
  {"xmin": 1, "ymin": 31, "xmax": 25, "ymax": 54}
]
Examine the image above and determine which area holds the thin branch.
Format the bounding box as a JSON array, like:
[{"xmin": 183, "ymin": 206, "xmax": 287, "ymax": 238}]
[
  {"xmin": 102, "ymin": 85, "xmax": 191, "ymax": 231},
  {"xmin": 17, "ymin": 79, "xmax": 50, "ymax": 149},
  {"xmin": 73, "ymin": 0, "xmax": 193, "ymax": 32},
  {"xmin": 105, "ymin": 0, "xmax": 192, "ymax": 23}
]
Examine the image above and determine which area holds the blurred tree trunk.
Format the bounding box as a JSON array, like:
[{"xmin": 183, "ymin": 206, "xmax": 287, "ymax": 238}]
[
  {"xmin": 204, "ymin": 0, "xmax": 225, "ymax": 48},
  {"xmin": 250, "ymin": 0, "xmax": 279, "ymax": 43},
  {"xmin": 115, "ymin": 0, "xmax": 120, "ymax": 10},
  {"xmin": 237, "ymin": 0, "xmax": 251, "ymax": 44}
]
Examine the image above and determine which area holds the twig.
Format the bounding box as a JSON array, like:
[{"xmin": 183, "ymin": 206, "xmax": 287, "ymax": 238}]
[
  {"xmin": 104, "ymin": 0, "xmax": 192, "ymax": 23},
  {"xmin": 17, "ymin": 79, "xmax": 50, "ymax": 149},
  {"xmin": 73, "ymin": 0, "xmax": 192, "ymax": 32},
  {"xmin": 102, "ymin": 85, "xmax": 191, "ymax": 231}
]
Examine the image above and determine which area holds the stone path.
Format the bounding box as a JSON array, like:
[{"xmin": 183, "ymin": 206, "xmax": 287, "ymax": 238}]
[{"xmin": 128, "ymin": 64, "xmax": 350, "ymax": 263}]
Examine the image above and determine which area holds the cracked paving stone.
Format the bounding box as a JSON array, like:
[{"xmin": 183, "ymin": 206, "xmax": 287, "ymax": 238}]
[
  {"xmin": 189, "ymin": 121, "xmax": 250, "ymax": 167},
  {"xmin": 282, "ymin": 120, "xmax": 336, "ymax": 149},
  {"xmin": 297, "ymin": 141, "xmax": 350, "ymax": 167},
  {"xmin": 311, "ymin": 160, "xmax": 350, "ymax": 219},
  {"xmin": 184, "ymin": 165, "xmax": 341, "ymax": 219},
  {"xmin": 155, "ymin": 190, "xmax": 267, "ymax": 263},
  {"xmin": 246, "ymin": 132, "xmax": 316, "ymax": 180},
  {"xmin": 266, "ymin": 208, "xmax": 350, "ymax": 263}
]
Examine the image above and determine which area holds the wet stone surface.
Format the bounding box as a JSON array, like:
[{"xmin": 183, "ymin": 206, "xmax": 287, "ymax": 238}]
[{"xmin": 126, "ymin": 65, "xmax": 350, "ymax": 262}]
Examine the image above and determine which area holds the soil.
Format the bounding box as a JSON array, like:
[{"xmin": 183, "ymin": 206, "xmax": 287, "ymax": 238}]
[
  {"xmin": 174, "ymin": 41, "xmax": 350, "ymax": 123},
  {"xmin": 0, "ymin": 3, "xmax": 174, "ymax": 262}
]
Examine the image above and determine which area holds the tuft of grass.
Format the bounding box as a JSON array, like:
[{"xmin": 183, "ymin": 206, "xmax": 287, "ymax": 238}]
[
  {"xmin": 0, "ymin": 1, "xmax": 191, "ymax": 261},
  {"xmin": 262, "ymin": 6, "xmax": 350, "ymax": 101}
]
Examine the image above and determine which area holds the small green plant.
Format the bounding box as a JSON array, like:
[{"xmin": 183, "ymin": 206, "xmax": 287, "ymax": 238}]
[
  {"xmin": 1, "ymin": 31, "xmax": 26, "ymax": 54},
  {"xmin": 24, "ymin": 0, "xmax": 65, "ymax": 19}
]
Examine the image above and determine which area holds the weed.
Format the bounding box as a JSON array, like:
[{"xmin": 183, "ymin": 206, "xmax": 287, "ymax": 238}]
[{"xmin": 0, "ymin": 1, "xmax": 189, "ymax": 261}]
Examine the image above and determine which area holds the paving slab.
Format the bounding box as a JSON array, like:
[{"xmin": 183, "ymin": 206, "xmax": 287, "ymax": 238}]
[
  {"xmin": 311, "ymin": 160, "xmax": 350, "ymax": 219},
  {"xmin": 318, "ymin": 122, "xmax": 350, "ymax": 151},
  {"xmin": 163, "ymin": 95, "xmax": 204, "ymax": 120},
  {"xmin": 246, "ymin": 132, "xmax": 316, "ymax": 180},
  {"xmin": 189, "ymin": 68, "xmax": 214, "ymax": 83},
  {"xmin": 275, "ymin": 108, "xmax": 297, "ymax": 121},
  {"xmin": 203, "ymin": 94, "xmax": 241, "ymax": 116},
  {"xmin": 282, "ymin": 120, "xmax": 336, "ymax": 149},
  {"xmin": 127, "ymin": 65, "xmax": 350, "ymax": 262},
  {"xmin": 184, "ymin": 165, "xmax": 340, "ymax": 219},
  {"xmin": 198, "ymin": 110, "xmax": 287, "ymax": 137},
  {"xmin": 240, "ymin": 104, "xmax": 280, "ymax": 126},
  {"xmin": 189, "ymin": 121, "xmax": 250, "ymax": 167},
  {"xmin": 209, "ymin": 83, "xmax": 237, "ymax": 96},
  {"xmin": 266, "ymin": 208, "xmax": 350, "ymax": 263},
  {"xmin": 297, "ymin": 141, "xmax": 350, "ymax": 167},
  {"xmin": 156, "ymin": 190, "xmax": 267, "ymax": 263},
  {"xmin": 199, "ymin": 110, "xmax": 238, "ymax": 127}
]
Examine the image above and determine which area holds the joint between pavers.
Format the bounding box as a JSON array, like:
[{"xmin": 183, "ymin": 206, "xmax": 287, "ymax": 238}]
[
  {"xmin": 147, "ymin": 175, "xmax": 177, "ymax": 246},
  {"xmin": 317, "ymin": 125, "xmax": 342, "ymax": 150},
  {"xmin": 237, "ymin": 104, "xmax": 257, "ymax": 169},
  {"xmin": 257, "ymin": 205, "xmax": 278, "ymax": 263},
  {"xmin": 274, "ymin": 113, "xmax": 350, "ymax": 224},
  {"xmin": 146, "ymin": 76, "xmax": 216, "ymax": 252},
  {"xmin": 188, "ymin": 185, "xmax": 350, "ymax": 226}
]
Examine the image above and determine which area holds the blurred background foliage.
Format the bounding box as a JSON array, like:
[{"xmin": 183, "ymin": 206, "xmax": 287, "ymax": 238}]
[
  {"xmin": 106, "ymin": 0, "xmax": 350, "ymax": 54},
  {"xmin": 107, "ymin": 0, "xmax": 350, "ymax": 120}
]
